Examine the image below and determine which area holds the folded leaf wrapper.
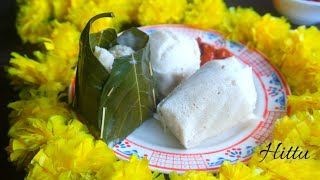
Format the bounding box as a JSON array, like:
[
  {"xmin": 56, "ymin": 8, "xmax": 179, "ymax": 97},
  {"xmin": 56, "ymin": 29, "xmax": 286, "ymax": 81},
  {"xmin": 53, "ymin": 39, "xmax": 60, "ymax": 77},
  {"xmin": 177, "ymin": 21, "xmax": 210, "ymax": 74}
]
[{"xmin": 73, "ymin": 13, "xmax": 156, "ymax": 145}]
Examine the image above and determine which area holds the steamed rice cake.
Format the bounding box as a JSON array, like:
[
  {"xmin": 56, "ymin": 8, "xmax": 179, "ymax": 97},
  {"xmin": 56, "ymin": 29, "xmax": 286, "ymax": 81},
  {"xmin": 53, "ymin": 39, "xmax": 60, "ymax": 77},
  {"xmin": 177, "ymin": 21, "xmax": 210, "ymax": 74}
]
[{"xmin": 157, "ymin": 57, "xmax": 257, "ymax": 148}]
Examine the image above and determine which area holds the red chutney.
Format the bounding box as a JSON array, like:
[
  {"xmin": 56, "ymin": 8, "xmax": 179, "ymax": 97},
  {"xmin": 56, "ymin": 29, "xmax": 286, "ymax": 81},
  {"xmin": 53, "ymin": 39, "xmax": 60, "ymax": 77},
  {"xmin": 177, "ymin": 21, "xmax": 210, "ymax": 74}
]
[{"xmin": 197, "ymin": 37, "xmax": 233, "ymax": 66}]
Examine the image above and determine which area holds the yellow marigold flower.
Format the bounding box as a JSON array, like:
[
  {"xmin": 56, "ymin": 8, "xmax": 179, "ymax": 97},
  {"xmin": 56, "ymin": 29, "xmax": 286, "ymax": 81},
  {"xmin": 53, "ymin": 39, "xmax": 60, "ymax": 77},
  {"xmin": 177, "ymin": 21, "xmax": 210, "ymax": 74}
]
[
  {"xmin": 8, "ymin": 90, "xmax": 71, "ymax": 124},
  {"xmin": 67, "ymin": 1, "xmax": 120, "ymax": 33},
  {"xmin": 52, "ymin": 0, "xmax": 71, "ymax": 21},
  {"xmin": 281, "ymin": 26, "xmax": 320, "ymax": 95},
  {"xmin": 184, "ymin": 0, "xmax": 227, "ymax": 29},
  {"xmin": 7, "ymin": 116, "xmax": 89, "ymax": 168},
  {"xmin": 8, "ymin": 21, "xmax": 78, "ymax": 92},
  {"xmin": 27, "ymin": 137, "xmax": 116, "ymax": 179},
  {"xmin": 249, "ymin": 140, "xmax": 320, "ymax": 179},
  {"xmin": 137, "ymin": 0, "xmax": 187, "ymax": 26},
  {"xmin": 36, "ymin": 22, "xmax": 80, "ymax": 91},
  {"xmin": 7, "ymin": 51, "xmax": 74, "ymax": 92},
  {"xmin": 218, "ymin": 7, "xmax": 261, "ymax": 44},
  {"xmin": 16, "ymin": 0, "xmax": 53, "ymax": 43},
  {"xmin": 45, "ymin": 21, "xmax": 80, "ymax": 62},
  {"xmin": 7, "ymin": 52, "xmax": 53, "ymax": 89},
  {"xmin": 251, "ymin": 14, "xmax": 291, "ymax": 68},
  {"xmin": 273, "ymin": 111, "xmax": 320, "ymax": 158},
  {"xmin": 44, "ymin": 53, "xmax": 76, "ymax": 92},
  {"xmin": 170, "ymin": 170, "xmax": 216, "ymax": 180},
  {"xmin": 77, "ymin": 140, "xmax": 117, "ymax": 173},
  {"xmin": 97, "ymin": 0, "xmax": 142, "ymax": 24},
  {"xmin": 219, "ymin": 161, "xmax": 269, "ymax": 180},
  {"xmin": 96, "ymin": 154, "xmax": 156, "ymax": 180},
  {"xmin": 288, "ymin": 91, "xmax": 320, "ymax": 114}
]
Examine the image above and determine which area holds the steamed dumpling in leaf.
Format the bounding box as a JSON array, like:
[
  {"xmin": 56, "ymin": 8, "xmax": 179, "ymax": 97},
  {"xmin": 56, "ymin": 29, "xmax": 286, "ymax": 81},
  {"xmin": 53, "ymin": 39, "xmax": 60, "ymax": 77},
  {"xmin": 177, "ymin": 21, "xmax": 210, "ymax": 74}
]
[
  {"xmin": 73, "ymin": 13, "xmax": 156, "ymax": 145},
  {"xmin": 73, "ymin": 13, "xmax": 116, "ymax": 136},
  {"xmin": 99, "ymin": 28, "xmax": 156, "ymax": 146}
]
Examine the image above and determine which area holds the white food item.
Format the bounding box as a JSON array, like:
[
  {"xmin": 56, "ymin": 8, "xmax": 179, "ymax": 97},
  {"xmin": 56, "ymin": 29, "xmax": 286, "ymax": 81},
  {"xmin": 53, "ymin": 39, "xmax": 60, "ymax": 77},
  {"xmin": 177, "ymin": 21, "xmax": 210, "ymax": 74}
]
[
  {"xmin": 94, "ymin": 46, "xmax": 115, "ymax": 72},
  {"xmin": 109, "ymin": 45, "xmax": 135, "ymax": 59},
  {"xmin": 157, "ymin": 57, "xmax": 257, "ymax": 148},
  {"xmin": 149, "ymin": 30, "xmax": 201, "ymax": 97},
  {"xmin": 94, "ymin": 45, "xmax": 135, "ymax": 72}
]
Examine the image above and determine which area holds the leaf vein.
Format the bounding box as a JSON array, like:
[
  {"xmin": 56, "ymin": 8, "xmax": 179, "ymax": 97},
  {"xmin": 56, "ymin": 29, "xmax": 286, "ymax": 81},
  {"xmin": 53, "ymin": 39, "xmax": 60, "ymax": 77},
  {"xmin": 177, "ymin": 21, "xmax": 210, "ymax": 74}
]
[{"xmin": 132, "ymin": 54, "xmax": 143, "ymax": 124}]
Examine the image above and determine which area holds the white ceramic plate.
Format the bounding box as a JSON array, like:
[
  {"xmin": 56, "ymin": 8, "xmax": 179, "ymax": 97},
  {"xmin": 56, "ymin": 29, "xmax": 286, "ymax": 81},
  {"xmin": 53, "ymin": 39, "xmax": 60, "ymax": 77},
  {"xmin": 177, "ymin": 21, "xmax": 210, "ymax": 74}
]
[{"xmin": 70, "ymin": 25, "xmax": 290, "ymax": 174}]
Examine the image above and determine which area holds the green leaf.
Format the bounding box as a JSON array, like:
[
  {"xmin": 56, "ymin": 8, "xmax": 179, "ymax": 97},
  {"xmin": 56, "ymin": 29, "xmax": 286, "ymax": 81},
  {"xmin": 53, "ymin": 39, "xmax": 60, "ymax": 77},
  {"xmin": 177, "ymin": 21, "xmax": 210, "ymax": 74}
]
[
  {"xmin": 73, "ymin": 13, "xmax": 116, "ymax": 133},
  {"xmin": 89, "ymin": 29, "xmax": 117, "ymax": 50},
  {"xmin": 116, "ymin": 27, "xmax": 149, "ymax": 51},
  {"xmin": 73, "ymin": 13, "xmax": 156, "ymax": 143},
  {"xmin": 99, "ymin": 31, "xmax": 156, "ymax": 145}
]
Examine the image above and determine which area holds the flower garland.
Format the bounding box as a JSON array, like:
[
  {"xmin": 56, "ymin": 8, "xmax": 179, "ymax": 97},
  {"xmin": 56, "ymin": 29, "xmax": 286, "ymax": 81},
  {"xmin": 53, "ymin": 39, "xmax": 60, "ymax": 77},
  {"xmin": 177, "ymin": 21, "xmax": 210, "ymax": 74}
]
[{"xmin": 6, "ymin": 0, "xmax": 320, "ymax": 179}]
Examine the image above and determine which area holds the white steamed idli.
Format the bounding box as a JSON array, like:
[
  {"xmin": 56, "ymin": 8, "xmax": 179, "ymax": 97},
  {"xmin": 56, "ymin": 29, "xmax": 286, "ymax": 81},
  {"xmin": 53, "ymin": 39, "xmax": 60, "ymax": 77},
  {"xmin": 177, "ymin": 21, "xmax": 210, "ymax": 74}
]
[
  {"xmin": 149, "ymin": 30, "xmax": 201, "ymax": 97},
  {"xmin": 157, "ymin": 57, "xmax": 257, "ymax": 148}
]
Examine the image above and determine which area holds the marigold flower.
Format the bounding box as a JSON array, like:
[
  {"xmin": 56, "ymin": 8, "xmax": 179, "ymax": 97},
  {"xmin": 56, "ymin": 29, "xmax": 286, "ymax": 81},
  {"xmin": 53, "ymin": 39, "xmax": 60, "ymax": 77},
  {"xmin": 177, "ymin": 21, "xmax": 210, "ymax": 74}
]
[
  {"xmin": 44, "ymin": 21, "xmax": 80, "ymax": 65},
  {"xmin": 96, "ymin": 154, "xmax": 159, "ymax": 180},
  {"xmin": 251, "ymin": 14, "xmax": 291, "ymax": 68},
  {"xmin": 218, "ymin": 7, "xmax": 261, "ymax": 45},
  {"xmin": 288, "ymin": 91, "xmax": 320, "ymax": 114},
  {"xmin": 52, "ymin": 0, "xmax": 71, "ymax": 21},
  {"xmin": 170, "ymin": 170, "xmax": 217, "ymax": 180},
  {"xmin": 7, "ymin": 116, "xmax": 89, "ymax": 168},
  {"xmin": 281, "ymin": 26, "xmax": 320, "ymax": 95},
  {"xmin": 66, "ymin": 1, "xmax": 120, "ymax": 33},
  {"xmin": 249, "ymin": 140, "xmax": 320, "ymax": 179},
  {"xmin": 219, "ymin": 161, "xmax": 270, "ymax": 180},
  {"xmin": 273, "ymin": 111, "xmax": 320, "ymax": 159},
  {"xmin": 16, "ymin": 0, "xmax": 53, "ymax": 43},
  {"xmin": 184, "ymin": 0, "xmax": 227, "ymax": 29},
  {"xmin": 7, "ymin": 51, "xmax": 75, "ymax": 92},
  {"xmin": 8, "ymin": 90, "xmax": 71, "ymax": 124},
  {"xmin": 97, "ymin": 0, "xmax": 142, "ymax": 24},
  {"xmin": 138, "ymin": 0, "xmax": 187, "ymax": 25},
  {"xmin": 27, "ymin": 137, "xmax": 116, "ymax": 179}
]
